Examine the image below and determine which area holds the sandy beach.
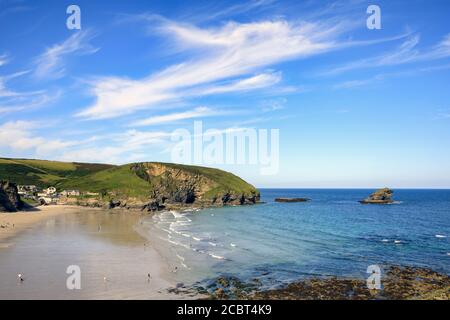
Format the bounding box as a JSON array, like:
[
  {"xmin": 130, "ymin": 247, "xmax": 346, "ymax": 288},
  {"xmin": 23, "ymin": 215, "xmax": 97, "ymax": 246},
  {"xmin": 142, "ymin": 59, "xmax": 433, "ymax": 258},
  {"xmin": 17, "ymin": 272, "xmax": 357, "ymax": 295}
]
[
  {"xmin": 0, "ymin": 206, "xmax": 82, "ymax": 245},
  {"xmin": 0, "ymin": 205, "xmax": 195, "ymax": 299}
]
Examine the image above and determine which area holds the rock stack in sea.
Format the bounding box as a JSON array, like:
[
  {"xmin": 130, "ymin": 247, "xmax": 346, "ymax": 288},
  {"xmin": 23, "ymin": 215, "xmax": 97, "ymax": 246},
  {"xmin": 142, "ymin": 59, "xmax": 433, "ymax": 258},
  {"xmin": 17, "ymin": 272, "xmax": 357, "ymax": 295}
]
[{"xmin": 360, "ymin": 188, "xmax": 394, "ymax": 204}]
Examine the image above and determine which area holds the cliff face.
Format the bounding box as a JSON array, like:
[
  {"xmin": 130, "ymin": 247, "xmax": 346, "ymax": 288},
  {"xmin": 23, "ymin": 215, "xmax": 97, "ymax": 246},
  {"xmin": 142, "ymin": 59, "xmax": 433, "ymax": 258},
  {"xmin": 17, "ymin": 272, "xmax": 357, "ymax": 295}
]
[
  {"xmin": 0, "ymin": 180, "xmax": 24, "ymax": 212},
  {"xmin": 131, "ymin": 163, "xmax": 260, "ymax": 209},
  {"xmin": 57, "ymin": 162, "xmax": 260, "ymax": 211}
]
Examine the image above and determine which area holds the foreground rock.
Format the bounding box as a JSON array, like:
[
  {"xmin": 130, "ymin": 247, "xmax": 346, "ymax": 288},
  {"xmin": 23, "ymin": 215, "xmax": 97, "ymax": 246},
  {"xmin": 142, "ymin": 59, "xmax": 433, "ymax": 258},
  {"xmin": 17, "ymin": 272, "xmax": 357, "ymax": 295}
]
[
  {"xmin": 0, "ymin": 180, "xmax": 24, "ymax": 212},
  {"xmin": 275, "ymin": 198, "xmax": 310, "ymax": 203},
  {"xmin": 360, "ymin": 188, "xmax": 394, "ymax": 204},
  {"xmin": 203, "ymin": 266, "xmax": 450, "ymax": 300}
]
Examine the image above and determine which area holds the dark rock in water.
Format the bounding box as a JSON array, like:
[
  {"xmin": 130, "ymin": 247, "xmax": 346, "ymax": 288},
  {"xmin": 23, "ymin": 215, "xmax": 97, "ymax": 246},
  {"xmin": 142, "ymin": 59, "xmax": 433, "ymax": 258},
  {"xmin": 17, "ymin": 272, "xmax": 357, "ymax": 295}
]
[
  {"xmin": 108, "ymin": 200, "xmax": 121, "ymax": 209},
  {"xmin": 201, "ymin": 275, "xmax": 259, "ymax": 300},
  {"xmin": 142, "ymin": 200, "xmax": 166, "ymax": 212},
  {"xmin": 360, "ymin": 188, "xmax": 394, "ymax": 204},
  {"xmin": 0, "ymin": 180, "xmax": 24, "ymax": 212},
  {"xmin": 275, "ymin": 198, "xmax": 310, "ymax": 203}
]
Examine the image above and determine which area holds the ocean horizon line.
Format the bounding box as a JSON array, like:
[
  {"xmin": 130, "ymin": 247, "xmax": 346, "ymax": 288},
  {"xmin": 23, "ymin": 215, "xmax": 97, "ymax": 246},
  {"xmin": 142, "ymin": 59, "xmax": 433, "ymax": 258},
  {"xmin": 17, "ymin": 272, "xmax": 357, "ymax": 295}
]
[{"xmin": 256, "ymin": 187, "xmax": 450, "ymax": 190}]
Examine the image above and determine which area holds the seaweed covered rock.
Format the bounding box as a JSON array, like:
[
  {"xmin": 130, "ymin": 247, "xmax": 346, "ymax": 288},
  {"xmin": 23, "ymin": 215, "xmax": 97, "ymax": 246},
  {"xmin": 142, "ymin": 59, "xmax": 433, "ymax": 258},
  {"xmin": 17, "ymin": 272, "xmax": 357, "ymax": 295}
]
[{"xmin": 206, "ymin": 266, "xmax": 450, "ymax": 300}]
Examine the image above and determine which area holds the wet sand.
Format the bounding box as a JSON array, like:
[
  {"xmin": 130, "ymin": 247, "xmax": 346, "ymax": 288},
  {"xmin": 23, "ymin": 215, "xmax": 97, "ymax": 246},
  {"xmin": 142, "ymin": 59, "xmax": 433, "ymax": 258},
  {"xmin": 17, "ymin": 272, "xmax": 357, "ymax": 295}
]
[
  {"xmin": 0, "ymin": 206, "xmax": 195, "ymax": 299},
  {"xmin": 0, "ymin": 206, "xmax": 79, "ymax": 245}
]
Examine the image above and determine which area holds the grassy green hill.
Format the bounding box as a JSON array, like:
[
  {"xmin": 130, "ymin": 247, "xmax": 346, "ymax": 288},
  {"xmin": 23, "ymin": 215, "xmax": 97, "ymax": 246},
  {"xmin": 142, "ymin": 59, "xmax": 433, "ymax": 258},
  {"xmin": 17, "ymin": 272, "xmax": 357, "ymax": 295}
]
[
  {"xmin": 0, "ymin": 158, "xmax": 259, "ymax": 206},
  {"xmin": 58, "ymin": 164, "xmax": 151, "ymax": 198},
  {"xmin": 58, "ymin": 162, "xmax": 259, "ymax": 201},
  {"xmin": 0, "ymin": 158, "xmax": 115, "ymax": 188}
]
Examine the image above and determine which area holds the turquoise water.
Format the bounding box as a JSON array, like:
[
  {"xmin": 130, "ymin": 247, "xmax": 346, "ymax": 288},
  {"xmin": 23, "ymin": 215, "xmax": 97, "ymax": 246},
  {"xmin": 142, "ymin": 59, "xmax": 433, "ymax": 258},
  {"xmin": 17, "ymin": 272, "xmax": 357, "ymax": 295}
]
[{"xmin": 143, "ymin": 189, "xmax": 450, "ymax": 287}]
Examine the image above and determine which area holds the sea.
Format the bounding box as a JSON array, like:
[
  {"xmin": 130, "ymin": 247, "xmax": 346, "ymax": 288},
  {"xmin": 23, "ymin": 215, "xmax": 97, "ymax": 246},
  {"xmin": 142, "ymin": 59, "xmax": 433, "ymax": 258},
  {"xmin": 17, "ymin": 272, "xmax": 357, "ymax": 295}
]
[{"xmin": 140, "ymin": 189, "xmax": 450, "ymax": 288}]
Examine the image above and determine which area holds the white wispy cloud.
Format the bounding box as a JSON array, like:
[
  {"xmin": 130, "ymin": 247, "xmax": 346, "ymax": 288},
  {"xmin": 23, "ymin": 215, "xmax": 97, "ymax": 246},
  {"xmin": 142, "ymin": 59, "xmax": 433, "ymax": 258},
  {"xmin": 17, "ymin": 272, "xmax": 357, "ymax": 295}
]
[
  {"xmin": 191, "ymin": 0, "xmax": 276, "ymax": 22},
  {"xmin": 435, "ymin": 112, "xmax": 450, "ymax": 120},
  {"xmin": 0, "ymin": 121, "xmax": 78, "ymax": 156},
  {"xmin": 332, "ymin": 57, "xmax": 450, "ymax": 90},
  {"xmin": 261, "ymin": 97, "xmax": 287, "ymax": 112},
  {"xmin": 0, "ymin": 91, "xmax": 61, "ymax": 114},
  {"xmin": 0, "ymin": 118, "xmax": 264, "ymax": 165},
  {"xmin": 326, "ymin": 33, "xmax": 450, "ymax": 75},
  {"xmin": 0, "ymin": 54, "xmax": 9, "ymax": 66},
  {"xmin": 332, "ymin": 76, "xmax": 383, "ymax": 89},
  {"xmin": 77, "ymin": 18, "xmax": 345, "ymax": 119},
  {"xmin": 0, "ymin": 71, "xmax": 61, "ymax": 114},
  {"xmin": 132, "ymin": 106, "xmax": 221, "ymax": 126},
  {"xmin": 0, "ymin": 71, "xmax": 31, "ymax": 98},
  {"xmin": 58, "ymin": 129, "xmax": 174, "ymax": 163},
  {"xmin": 57, "ymin": 146, "xmax": 137, "ymax": 163},
  {"xmin": 0, "ymin": 119, "xmax": 171, "ymax": 163},
  {"xmin": 199, "ymin": 72, "xmax": 282, "ymax": 95},
  {"xmin": 34, "ymin": 30, "xmax": 99, "ymax": 79}
]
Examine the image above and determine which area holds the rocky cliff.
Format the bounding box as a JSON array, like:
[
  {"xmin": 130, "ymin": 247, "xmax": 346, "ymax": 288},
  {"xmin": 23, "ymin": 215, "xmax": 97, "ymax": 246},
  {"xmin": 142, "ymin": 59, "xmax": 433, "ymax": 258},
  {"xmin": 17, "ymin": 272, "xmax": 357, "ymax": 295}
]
[
  {"xmin": 0, "ymin": 180, "xmax": 24, "ymax": 212},
  {"xmin": 58, "ymin": 162, "xmax": 260, "ymax": 211},
  {"xmin": 132, "ymin": 162, "xmax": 260, "ymax": 208}
]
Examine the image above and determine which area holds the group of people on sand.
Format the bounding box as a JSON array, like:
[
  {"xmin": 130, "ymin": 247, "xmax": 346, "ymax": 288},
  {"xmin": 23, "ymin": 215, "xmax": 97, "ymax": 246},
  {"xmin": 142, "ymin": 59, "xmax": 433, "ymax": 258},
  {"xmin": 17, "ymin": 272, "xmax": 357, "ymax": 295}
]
[
  {"xmin": 15, "ymin": 225, "xmax": 177, "ymax": 286},
  {"xmin": 17, "ymin": 272, "xmax": 154, "ymax": 284}
]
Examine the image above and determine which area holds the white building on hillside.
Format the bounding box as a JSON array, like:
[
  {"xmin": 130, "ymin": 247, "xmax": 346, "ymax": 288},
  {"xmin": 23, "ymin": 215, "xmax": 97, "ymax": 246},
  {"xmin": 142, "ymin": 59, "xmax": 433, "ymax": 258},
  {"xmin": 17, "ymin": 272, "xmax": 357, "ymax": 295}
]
[
  {"xmin": 38, "ymin": 187, "xmax": 57, "ymax": 197},
  {"xmin": 45, "ymin": 187, "xmax": 57, "ymax": 195},
  {"xmin": 61, "ymin": 190, "xmax": 80, "ymax": 197},
  {"xmin": 18, "ymin": 185, "xmax": 38, "ymax": 195}
]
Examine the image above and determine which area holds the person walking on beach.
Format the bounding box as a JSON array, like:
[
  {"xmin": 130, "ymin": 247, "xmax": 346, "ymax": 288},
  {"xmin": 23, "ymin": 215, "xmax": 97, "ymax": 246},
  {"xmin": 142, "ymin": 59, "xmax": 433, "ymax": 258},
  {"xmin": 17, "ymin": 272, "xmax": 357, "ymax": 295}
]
[
  {"xmin": 147, "ymin": 273, "xmax": 151, "ymax": 282},
  {"xmin": 17, "ymin": 273, "xmax": 24, "ymax": 282}
]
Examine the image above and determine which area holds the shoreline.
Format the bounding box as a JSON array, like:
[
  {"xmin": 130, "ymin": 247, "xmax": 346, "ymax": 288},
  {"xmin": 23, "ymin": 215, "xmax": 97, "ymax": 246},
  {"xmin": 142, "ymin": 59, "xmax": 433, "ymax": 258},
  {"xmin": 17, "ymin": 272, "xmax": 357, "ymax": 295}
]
[
  {"xmin": 0, "ymin": 205, "xmax": 201, "ymax": 299},
  {"xmin": 1, "ymin": 203, "xmax": 448, "ymax": 300}
]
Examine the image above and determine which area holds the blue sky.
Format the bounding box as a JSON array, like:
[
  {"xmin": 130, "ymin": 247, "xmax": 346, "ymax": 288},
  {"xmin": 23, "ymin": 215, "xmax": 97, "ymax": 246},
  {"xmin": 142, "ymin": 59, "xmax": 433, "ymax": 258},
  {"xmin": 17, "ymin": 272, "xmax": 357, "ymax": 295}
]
[{"xmin": 1, "ymin": 0, "xmax": 450, "ymax": 188}]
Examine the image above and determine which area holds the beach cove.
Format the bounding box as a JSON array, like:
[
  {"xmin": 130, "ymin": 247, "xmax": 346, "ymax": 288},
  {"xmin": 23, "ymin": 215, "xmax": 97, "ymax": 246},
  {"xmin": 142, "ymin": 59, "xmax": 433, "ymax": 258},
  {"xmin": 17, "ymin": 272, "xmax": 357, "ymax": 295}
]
[
  {"xmin": 0, "ymin": 206, "xmax": 196, "ymax": 299},
  {"xmin": 1, "ymin": 189, "xmax": 449, "ymax": 300}
]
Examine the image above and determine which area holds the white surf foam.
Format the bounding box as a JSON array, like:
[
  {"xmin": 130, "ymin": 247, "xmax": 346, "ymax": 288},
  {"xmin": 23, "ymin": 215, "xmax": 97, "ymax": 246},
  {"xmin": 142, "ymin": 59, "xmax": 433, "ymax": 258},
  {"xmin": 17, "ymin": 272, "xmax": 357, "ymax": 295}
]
[
  {"xmin": 176, "ymin": 254, "xmax": 185, "ymax": 261},
  {"xmin": 160, "ymin": 227, "xmax": 172, "ymax": 234},
  {"xmin": 163, "ymin": 238, "xmax": 191, "ymax": 250},
  {"xmin": 209, "ymin": 253, "xmax": 225, "ymax": 260}
]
